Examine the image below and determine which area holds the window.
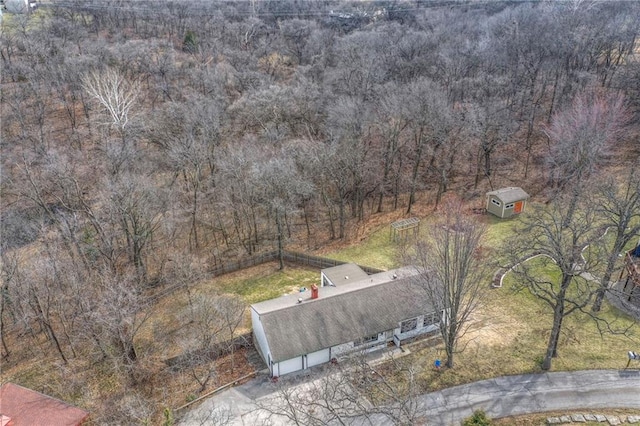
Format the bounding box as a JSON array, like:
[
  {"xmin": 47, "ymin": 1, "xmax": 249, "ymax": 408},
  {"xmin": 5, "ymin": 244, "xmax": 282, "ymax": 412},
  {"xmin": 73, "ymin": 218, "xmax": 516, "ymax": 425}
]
[
  {"xmin": 363, "ymin": 334, "xmax": 378, "ymax": 343},
  {"xmin": 400, "ymin": 318, "xmax": 417, "ymax": 333},
  {"xmin": 505, "ymin": 203, "xmax": 514, "ymax": 209},
  {"xmin": 491, "ymin": 199, "xmax": 501, "ymax": 207},
  {"xmin": 423, "ymin": 311, "xmax": 440, "ymax": 327},
  {"xmin": 354, "ymin": 334, "xmax": 379, "ymax": 347}
]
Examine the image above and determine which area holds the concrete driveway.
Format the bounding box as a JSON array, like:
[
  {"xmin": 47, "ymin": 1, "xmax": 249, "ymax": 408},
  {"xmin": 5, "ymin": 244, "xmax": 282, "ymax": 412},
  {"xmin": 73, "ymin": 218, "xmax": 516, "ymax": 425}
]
[{"xmin": 179, "ymin": 369, "xmax": 640, "ymax": 425}]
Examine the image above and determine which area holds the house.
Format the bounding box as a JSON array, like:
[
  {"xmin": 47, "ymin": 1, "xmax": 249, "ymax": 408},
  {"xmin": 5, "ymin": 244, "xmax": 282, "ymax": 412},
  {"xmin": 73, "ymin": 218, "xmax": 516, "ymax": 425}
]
[
  {"xmin": 621, "ymin": 244, "xmax": 640, "ymax": 305},
  {"xmin": 485, "ymin": 187, "xmax": 529, "ymax": 219},
  {"xmin": 2, "ymin": 0, "xmax": 36, "ymax": 14},
  {"xmin": 0, "ymin": 383, "xmax": 89, "ymax": 425},
  {"xmin": 320, "ymin": 263, "xmax": 369, "ymax": 287},
  {"xmin": 251, "ymin": 264, "xmax": 441, "ymax": 377}
]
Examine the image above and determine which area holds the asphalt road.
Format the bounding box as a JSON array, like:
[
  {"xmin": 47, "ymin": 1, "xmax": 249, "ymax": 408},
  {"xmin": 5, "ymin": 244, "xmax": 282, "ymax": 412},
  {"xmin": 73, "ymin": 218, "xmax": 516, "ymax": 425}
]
[
  {"xmin": 421, "ymin": 369, "xmax": 640, "ymax": 425},
  {"xmin": 179, "ymin": 369, "xmax": 640, "ymax": 425}
]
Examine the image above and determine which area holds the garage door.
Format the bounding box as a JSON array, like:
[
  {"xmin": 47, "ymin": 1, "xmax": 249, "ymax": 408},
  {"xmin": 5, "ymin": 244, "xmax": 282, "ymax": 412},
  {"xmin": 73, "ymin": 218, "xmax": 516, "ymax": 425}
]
[
  {"xmin": 306, "ymin": 348, "xmax": 331, "ymax": 368},
  {"xmin": 277, "ymin": 356, "xmax": 303, "ymax": 376}
]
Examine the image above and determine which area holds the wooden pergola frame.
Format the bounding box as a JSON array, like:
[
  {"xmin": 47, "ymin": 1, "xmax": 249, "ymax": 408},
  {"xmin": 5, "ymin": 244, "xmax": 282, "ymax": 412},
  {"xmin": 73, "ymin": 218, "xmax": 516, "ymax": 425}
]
[{"xmin": 390, "ymin": 217, "xmax": 420, "ymax": 242}]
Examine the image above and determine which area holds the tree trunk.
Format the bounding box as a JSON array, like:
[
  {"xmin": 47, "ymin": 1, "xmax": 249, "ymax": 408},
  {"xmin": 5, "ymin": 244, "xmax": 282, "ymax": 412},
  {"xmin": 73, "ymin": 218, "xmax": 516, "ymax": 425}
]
[
  {"xmin": 302, "ymin": 201, "xmax": 312, "ymax": 248},
  {"xmin": 542, "ymin": 320, "xmax": 560, "ymax": 370},
  {"xmin": 276, "ymin": 213, "xmax": 284, "ymax": 270},
  {"xmin": 189, "ymin": 184, "xmax": 199, "ymax": 251},
  {"xmin": 322, "ymin": 191, "xmax": 336, "ymax": 240},
  {"xmin": 407, "ymin": 132, "xmax": 424, "ymax": 215},
  {"xmin": 542, "ymin": 302, "xmax": 565, "ymax": 370},
  {"xmin": 547, "ymin": 69, "xmax": 561, "ymax": 123},
  {"xmin": 592, "ymin": 249, "xmax": 620, "ymax": 312},
  {"xmin": 549, "ymin": 310, "xmax": 563, "ymax": 358},
  {"xmin": 445, "ymin": 318, "xmax": 457, "ymax": 368},
  {"xmin": 0, "ymin": 302, "xmax": 10, "ymax": 358},
  {"xmin": 338, "ymin": 197, "xmax": 346, "ymax": 240},
  {"xmin": 591, "ymin": 226, "xmax": 629, "ymax": 312},
  {"xmin": 45, "ymin": 320, "xmax": 69, "ymax": 364},
  {"xmin": 543, "ymin": 277, "xmax": 569, "ymax": 370}
]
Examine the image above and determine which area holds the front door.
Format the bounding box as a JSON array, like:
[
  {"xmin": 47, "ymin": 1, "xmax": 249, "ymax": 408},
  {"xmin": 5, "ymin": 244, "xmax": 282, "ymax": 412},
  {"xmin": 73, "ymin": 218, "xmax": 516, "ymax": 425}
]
[{"xmin": 514, "ymin": 201, "xmax": 523, "ymax": 214}]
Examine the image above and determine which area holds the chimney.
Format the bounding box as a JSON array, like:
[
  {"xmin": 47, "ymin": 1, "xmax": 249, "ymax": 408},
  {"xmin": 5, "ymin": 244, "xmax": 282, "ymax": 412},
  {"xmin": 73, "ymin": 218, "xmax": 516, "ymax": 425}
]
[{"xmin": 311, "ymin": 284, "xmax": 319, "ymax": 299}]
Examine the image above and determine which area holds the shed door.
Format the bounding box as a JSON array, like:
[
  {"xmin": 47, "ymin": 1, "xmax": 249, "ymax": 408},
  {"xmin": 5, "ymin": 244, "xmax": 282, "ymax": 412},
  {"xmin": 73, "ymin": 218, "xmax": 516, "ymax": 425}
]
[{"xmin": 514, "ymin": 201, "xmax": 523, "ymax": 213}]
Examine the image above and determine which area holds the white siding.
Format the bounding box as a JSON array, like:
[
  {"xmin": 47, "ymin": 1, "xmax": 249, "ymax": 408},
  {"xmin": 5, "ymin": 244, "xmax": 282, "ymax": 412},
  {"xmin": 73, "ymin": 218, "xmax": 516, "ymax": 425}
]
[
  {"xmin": 330, "ymin": 332, "xmax": 388, "ymax": 359},
  {"xmin": 276, "ymin": 356, "xmax": 304, "ymax": 376},
  {"xmin": 331, "ymin": 342, "xmax": 355, "ymax": 357},
  {"xmin": 250, "ymin": 308, "xmax": 271, "ymax": 369},
  {"xmin": 359, "ymin": 342, "xmax": 387, "ymax": 355},
  {"xmin": 306, "ymin": 348, "xmax": 331, "ymax": 368}
]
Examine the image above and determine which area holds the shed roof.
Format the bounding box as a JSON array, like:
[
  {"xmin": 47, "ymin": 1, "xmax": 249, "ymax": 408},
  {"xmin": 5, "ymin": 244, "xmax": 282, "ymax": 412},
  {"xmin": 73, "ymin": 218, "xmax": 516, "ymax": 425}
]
[
  {"xmin": 321, "ymin": 263, "xmax": 370, "ymax": 286},
  {"xmin": 251, "ymin": 267, "xmax": 432, "ymax": 362},
  {"xmin": 0, "ymin": 383, "xmax": 89, "ymax": 426},
  {"xmin": 486, "ymin": 187, "xmax": 529, "ymax": 204}
]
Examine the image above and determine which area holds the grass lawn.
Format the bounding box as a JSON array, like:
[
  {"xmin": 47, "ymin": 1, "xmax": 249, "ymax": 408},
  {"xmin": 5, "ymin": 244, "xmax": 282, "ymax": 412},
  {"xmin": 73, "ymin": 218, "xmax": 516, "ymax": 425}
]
[
  {"xmin": 409, "ymin": 273, "xmax": 639, "ymax": 392},
  {"xmin": 328, "ymin": 224, "xmax": 402, "ymax": 270},
  {"xmin": 404, "ymin": 243, "xmax": 640, "ymax": 391},
  {"xmin": 214, "ymin": 265, "xmax": 319, "ymax": 305}
]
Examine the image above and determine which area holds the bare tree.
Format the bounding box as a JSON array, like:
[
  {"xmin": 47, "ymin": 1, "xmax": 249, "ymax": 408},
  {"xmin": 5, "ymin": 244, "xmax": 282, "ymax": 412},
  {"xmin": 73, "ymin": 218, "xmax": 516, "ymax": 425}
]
[
  {"xmin": 0, "ymin": 250, "xmax": 19, "ymax": 359},
  {"xmin": 255, "ymin": 356, "xmax": 424, "ymax": 425},
  {"xmin": 108, "ymin": 390, "xmax": 155, "ymax": 425},
  {"xmin": 177, "ymin": 293, "xmax": 245, "ymax": 391},
  {"xmin": 172, "ymin": 294, "xmax": 221, "ymax": 394},
  {"xmin": 372, "ymin": 84, "xmax": 409, "ymax": 213},
  {"xmin": 212, "ymin": 294, "xmax": 246, "ymax": 372},
  {"xmin": 10, "ymin": 247, "xmax": 72, "ymax": 364},
  {"xmin": 188, "ymin": 293, "xmax": 226, "ymax": 353},
  {"xmin": 324, "ymin": 95, "xmax": 378, "ymax": 223},
  {"xmin": 88, "ymin": 267, "xmax": 152, "ymax": 373},
  {"xmin": 255, "ymin": 151, "xmax": 314, "ymax": 268},
  {"xmin": 104, "ymin": 173, "xmax": 165, "ymax": 285},
  {"xmin": 545, "ymin": 90, "xmax": 629, "ymax": 222},
  {"xmin": 468, "ymin": 100, "xmax": 515, "ymax": 189},
  {"xmin": 506, "ymin": 195, "xmax": 604, "ymax": 370},
  {"xmin": 591, "ymin": 164, "xmax": 640, "ymax": 312},
  {"xmin": 175, "ymin": 340, "xmax": 218, "ymax": 394},
  {"xmin": 152, "ymin": 98, "xmax": 221, "ymax": 251},
  {"xmin": 409, "ymin": 196, "xmax": 488, "ymax": 368},
  {"xmin": 181, "ymin": 403, "xmax": 232, "ymax": 426},
  {"xmin": 400, "ymin": 78, "xmax": 452, "ymax": 214},
  {"xmin": 82, "ymin": 68, "xmax": 140, "ymax": 131},
  {"xmin": 216, "ymin": 141, "xmax": 263, "ymax": 255}
]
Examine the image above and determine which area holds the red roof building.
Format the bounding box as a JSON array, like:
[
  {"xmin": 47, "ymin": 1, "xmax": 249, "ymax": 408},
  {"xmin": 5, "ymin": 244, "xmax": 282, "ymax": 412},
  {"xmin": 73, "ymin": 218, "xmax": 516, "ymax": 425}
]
[{"xmin": 0, "ymin": 383, "xmax": 89, "ymax": 426}]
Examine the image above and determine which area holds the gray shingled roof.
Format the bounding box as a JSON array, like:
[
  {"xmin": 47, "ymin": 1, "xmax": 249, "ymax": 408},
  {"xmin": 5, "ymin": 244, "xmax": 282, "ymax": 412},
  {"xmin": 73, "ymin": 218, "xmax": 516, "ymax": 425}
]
[
  {"xmin": 252, "ymin": 267, "xmax": 432, "ymax": 362},
  {"xmin": 322, "ymin": 263, "xmax": 370, "ymax": 286},
  {"xmin": 486, "ymin": 187, "xmax": 529, "ymax": 204}
]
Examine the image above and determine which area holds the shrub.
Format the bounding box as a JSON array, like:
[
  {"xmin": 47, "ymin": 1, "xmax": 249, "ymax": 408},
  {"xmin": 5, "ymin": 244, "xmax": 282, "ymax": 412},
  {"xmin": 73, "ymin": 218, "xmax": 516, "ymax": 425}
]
[{"xmin": 462, "ymin": 409, "xmax": 493, "ymax": 426}]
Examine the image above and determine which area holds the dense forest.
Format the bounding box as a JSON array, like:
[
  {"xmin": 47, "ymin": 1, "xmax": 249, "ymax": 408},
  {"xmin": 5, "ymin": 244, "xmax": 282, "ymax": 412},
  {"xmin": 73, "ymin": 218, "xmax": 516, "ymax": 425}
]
[{"xmin": 1, "ymin": 0, "xmax": 639, "ymax": 422}]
